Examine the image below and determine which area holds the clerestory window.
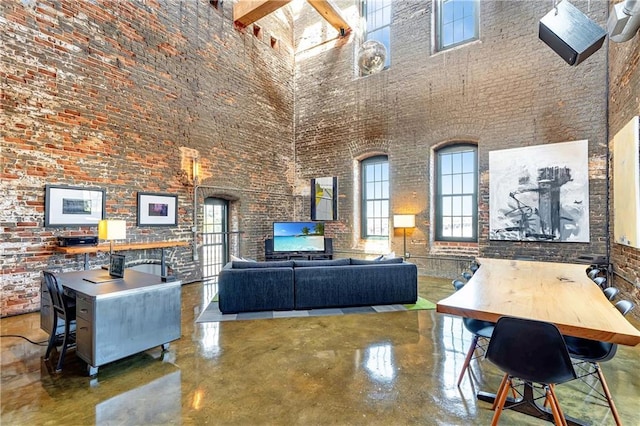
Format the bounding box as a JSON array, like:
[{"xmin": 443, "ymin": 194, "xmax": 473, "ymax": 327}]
[{"xmin": 436, "ymin": 0, "xmax": 479, "ymax": 52}]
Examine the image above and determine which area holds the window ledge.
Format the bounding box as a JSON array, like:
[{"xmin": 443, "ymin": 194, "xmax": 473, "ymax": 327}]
[{"xmin": 430, "ymin": 241, "xmax": 479, "ymax": 257}]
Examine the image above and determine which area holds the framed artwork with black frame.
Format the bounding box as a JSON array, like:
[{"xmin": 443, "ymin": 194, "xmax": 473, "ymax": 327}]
[
  {"xmin": 137, "ymin": 192, "xmax": 178, "ymax": 227},
  {"xmin": 109, "ymin": 254, "xmax": 126, "ymax": 278},
  {"xmin": 45, "ymin": 184, "xmax": 106, "ymax": 227},
  {"xmin": 311, "ymin": 176, "xmax": 338, "ymax": 221}
]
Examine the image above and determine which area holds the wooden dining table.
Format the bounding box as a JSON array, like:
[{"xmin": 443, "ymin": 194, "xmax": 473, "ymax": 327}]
[
  {"xmin": 437, "ymin": 257, "xmax": 640, "ymax": 346},
  {"xmin": 436, "ymin": 257, "xmax": 640, "ymax": 425}
]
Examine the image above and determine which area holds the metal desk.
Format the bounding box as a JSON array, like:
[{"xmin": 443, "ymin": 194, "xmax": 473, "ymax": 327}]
[{"xmin": 42, "ymin": 269, "xmax": 181, "ymax": 376}]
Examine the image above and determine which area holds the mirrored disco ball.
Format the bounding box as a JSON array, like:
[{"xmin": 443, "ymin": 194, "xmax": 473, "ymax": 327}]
[{"xmin": 358, "ymin": 40, "xmax": 387, "ymax": 75}]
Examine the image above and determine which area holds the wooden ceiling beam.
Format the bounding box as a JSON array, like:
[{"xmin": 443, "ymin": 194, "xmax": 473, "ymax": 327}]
[
  {"xmin": 306, "ymin": 0, "xmax": 351, "ymax": 35},
  {"xmin": 233, "ymin": 0, "xmax": 351, "ymax": 36},
  {"xmin": 233, "ymin": 0, "xmax": 293, "ymax": 27}
]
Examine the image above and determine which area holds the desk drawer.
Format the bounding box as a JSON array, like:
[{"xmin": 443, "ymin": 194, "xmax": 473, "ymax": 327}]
[
  {"xmin": 76, "ymin": 317, "xmax": 93, "ymax": 363},
  {"xmin": 76, "ymin": 294, "xmax": 93, "ymax": 320}
]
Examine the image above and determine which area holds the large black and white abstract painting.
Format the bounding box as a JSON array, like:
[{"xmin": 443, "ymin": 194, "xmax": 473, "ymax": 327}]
[{"xmin": 489, "ymin": 140, "xmax": 590, "ymax": 242}]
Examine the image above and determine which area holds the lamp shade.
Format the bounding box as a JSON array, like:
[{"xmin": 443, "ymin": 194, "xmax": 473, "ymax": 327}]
[
  {"xmin": 98, "ymin": 219, "xmax": 127, "ymax": 240},
  {"xmin": 393, "ymin": 214, "xmax": 415, "ymax": 228}
]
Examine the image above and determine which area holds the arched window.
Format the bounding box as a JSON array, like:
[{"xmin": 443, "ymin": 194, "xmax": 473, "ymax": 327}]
[
  {"xmin": 361, "ymin": 155, "xmax": 389, "ymax": 239},
  {"xmin": 435, "ymin": 144, "xmax": 477, "ymax": 241}
]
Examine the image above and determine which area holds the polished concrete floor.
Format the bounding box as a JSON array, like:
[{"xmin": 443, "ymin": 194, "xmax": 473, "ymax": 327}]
[{"xmin": 2, "ymin": 276, "xmax": 639, "ymax": 425}]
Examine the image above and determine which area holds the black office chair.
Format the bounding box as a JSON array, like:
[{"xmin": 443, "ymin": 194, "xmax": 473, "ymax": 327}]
[
  {"xmin": 451, "ymin": 277, "xmax": 495, "ymax": 386},
  {"xmin": 614, "ymin": 300, "xmax": 635, "ymax": 316},
  {"xmin": 562, "ymin": 300, "xmax": 634, "ymax": 426},
  {"xmin": 593, "ymin": 276, "xmax": 607, "ymax": 290},
  {"xmin": 485, "ymin": 316, "xmax": 577, "ymax": 426},
  {"xmin": 457, "ymin": 318, "xmax": 494, "ymax": 387},
  {"xmin": 587, "ymin": 268, "xmax": 602, "ymax": 281},
  {"xmin": 452, "ymin": 279, "xmax": 465, "ymax": 291},
  {"xmin": 43, "ymin": 271, "xmax": 76, "ymax": 373},
  {"xmin": 602, "ymin": 287, "xmax": 618, "ymax": 301}
]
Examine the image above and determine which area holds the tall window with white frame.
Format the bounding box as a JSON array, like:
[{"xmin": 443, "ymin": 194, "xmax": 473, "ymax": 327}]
[
  {"xmin": 435, "ymin": 144, "xmax": 477, "ymax": 241},
  {"xmin": 436, "ymin": 0, "xmax": 479, "ymax": 52},
  {"xmin": 363, "ymin": 0, "xmax": 392, "ymax": 68},
  {"xmin": 362, "ymin": 155, "xmax": 389, "ymax": 239}
]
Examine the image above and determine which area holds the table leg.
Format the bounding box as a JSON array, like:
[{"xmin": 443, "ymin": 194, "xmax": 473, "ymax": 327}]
[
  {"xmin": 87, "ymin": 364, "xmax": 98, "ymax": 377},
  {"xmin": 478, "ymin": 382, "xmax": 587, "ymax": 426},
  {"xmin": 161, "ymin": 248, "xmax": 166, "ymax": 277}
]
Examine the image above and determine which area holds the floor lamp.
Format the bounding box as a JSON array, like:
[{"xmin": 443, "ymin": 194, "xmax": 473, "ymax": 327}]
[
  {"xmin": 98, "ymin": 219, "xmax": 127, "ymax": 256},
  {"xmin": 393, "ymin": 214, "xmax": 415, "ymax": 259}
]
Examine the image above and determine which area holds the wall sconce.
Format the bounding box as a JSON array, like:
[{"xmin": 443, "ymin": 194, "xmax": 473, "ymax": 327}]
[
  {"xmin": 192, "ymin": 157, "xmax": 200, "ymax": 186},
  {"xmin": 393, "ymin": 214, "xmax": 415, "ymax": 259},
  {"xmin": 98, "ymin": 219, "xmax": 127, "ymax": 256}
]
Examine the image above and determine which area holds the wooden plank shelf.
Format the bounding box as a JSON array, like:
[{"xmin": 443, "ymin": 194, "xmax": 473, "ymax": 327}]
[
  {"xmin": 56, "ymin": 241, "xmax": 189, "ymax": 254},
  {"xmin": 55, "ymin": 241, "xmax": 189, "ymax": 272}
]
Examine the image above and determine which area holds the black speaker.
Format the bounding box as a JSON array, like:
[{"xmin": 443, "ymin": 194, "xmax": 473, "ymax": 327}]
[
  {"xmin": 264, "ymin": 238, "xmax": 274, "ymax": 255},
  {"xmin": 538, "ymin": 0, "xmax": 607, "ymax": 66}
]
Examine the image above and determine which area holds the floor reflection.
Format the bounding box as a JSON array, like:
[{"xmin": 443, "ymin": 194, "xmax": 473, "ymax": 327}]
[
  {"xmin": 364, "ymin": 343, "xmax": 395, "ymax": 384},
  {"xmin": 2, "ymin": 275, "xmax": 639, "ymax": 425},
  {"xmin": 96, "ymin": 370, "xmax": 181, "ymax": 424}
]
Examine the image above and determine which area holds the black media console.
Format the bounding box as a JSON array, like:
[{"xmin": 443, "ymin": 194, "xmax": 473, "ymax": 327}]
[{"xmin": 264, "ymin": 238, "xmax": 333, "ymax": 261}]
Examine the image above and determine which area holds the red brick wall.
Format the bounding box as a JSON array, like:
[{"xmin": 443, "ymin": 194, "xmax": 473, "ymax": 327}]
[
  {"xmin": 2, "ymin": 0, "xmax": 628, "ymax": 317},
  {"xmin": 1, "ymin": 0, "xmax": 295, "ymax": 316},
  {"xmin": 608, "ymin": 0, "xmax": 640, "ymax": 312},
  {"xmin": 293, "ymin": 1, "xmax": 609, "ymax": 277}
]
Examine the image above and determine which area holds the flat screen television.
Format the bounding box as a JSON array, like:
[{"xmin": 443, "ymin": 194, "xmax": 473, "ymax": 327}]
[{"xmin": 273, "ymin": 221, "xmax": 325, "ymax": 252}]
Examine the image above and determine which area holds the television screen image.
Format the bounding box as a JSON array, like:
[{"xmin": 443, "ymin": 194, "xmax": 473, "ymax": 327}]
[{"xmin": 273, "ymin": 222, "xmax": 325, "ymax": 252}]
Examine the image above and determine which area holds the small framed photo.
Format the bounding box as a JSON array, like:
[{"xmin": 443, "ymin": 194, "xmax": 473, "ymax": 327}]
[
  {"xmin": 311, "ymin": 176, "xmax": 338, "ymax": 221},
  {"xmin": 109, "ymin": 254, "xmax": 126, "ymax": 278},
  {"xmin": 45, "ymin": 185, "xmax": 106, "ymax": 227},
  {"xmin": 137, "ymin": 192, "xmax": 178, "ymax": 227}
]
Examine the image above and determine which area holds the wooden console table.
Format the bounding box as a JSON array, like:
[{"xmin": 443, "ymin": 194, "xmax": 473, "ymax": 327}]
[{"xmin": 56, "ymin": 241, "xmax": 189, "ymax": 274}]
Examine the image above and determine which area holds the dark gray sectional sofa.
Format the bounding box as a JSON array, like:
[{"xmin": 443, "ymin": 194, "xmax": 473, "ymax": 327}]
[{"xmin": 218, "ymin": 258, "xmax": 418, "ymax": 314}]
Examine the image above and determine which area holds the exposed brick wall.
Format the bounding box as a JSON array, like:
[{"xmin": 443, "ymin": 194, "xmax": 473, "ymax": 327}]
[
  {"xmin": 2, "ymin": 0, "xmax": 631, "ymax": 317},
  {"xmin": 1, "ymin": 0, "xmax": 295, "ymax": 316},
  {"xmin": 293, "ymin": 1, "xmax": 609, "ymax": 277},
  {"xmin": 607, "ymin": 0, "xmax": 640, "ymax": 314}
]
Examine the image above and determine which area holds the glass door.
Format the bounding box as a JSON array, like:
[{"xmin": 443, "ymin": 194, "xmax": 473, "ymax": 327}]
[{"xmin": 201, "ymin": 198, "xmax": 229, "ymax": 283}]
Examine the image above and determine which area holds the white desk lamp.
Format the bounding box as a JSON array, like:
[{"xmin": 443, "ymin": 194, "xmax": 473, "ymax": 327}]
[{"xmin": 98, "ymin": 219, "xmax": 126, "ymax": 256}]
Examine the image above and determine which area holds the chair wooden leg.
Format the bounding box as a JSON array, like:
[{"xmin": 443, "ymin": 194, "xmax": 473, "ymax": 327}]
[
  {"xmin": 544, "ymin": 387, "xmax": 560, "ymax": 426},
  {"xmin": 492, "ymin": 373, "xmax": 509, "ymax": 410},
  {"xmin": 44, "ymin": 315, "xmax": 58, "ymax": 361},
  {"xmin": 457, "ymin": 335, "xmax": 479, "ymax": 386},
  {"xmin": 594, "ymin": 363, "xmax": 622, "ymax": 426},
  {"xmin": 491, "ymin": 375, "xmax": 511, "ymax": 426},
  {"xmin": 547, "ymin": 384, "xmax": 568, "ymax": 426}
]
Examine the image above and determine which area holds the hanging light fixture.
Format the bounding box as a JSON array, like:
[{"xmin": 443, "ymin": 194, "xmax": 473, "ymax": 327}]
[{"xmin": 358, "ymin": 40, "xmax": 387, "ymax": 75}]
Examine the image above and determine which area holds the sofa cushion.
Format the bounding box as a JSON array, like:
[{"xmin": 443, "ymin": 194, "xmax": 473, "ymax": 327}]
[
  {"xmin": 294, "ymin": 263, "xmax": 418, "ymax": 309},
  {"xmin": 293, "ymin": 258, "xmax": 351, "ymax": 268},
  {"xmin": 350, "ymin": 257, "xmax": 404, "ymax": 265},
  {"xmin": 232, "ymin": 260, "xmax": 294, "ymax": 269}
]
